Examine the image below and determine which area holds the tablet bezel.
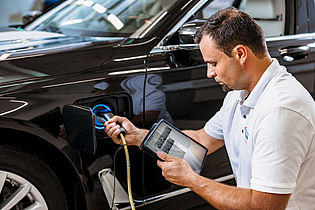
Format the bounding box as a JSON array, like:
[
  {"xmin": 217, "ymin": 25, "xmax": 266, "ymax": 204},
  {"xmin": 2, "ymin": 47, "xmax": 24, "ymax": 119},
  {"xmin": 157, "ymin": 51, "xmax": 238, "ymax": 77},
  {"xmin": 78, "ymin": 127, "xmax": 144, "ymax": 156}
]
[{"xmin": 140, "ymin": 119, "xmax": 208, "ymax": 174}]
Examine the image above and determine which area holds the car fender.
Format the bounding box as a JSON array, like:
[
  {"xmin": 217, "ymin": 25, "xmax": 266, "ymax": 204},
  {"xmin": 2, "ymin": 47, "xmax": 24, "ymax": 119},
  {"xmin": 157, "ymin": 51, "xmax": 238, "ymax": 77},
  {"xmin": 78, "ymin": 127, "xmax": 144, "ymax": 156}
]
[{"xmin": 0, "ymin": 116, "xmax": 89, "ymax": 209}]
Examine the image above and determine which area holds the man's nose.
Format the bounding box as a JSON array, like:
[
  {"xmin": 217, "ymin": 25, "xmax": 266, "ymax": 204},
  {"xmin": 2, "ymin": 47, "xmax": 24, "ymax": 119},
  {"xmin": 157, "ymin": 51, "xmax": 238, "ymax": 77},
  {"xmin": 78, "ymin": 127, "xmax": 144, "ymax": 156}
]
[{"xmin": 207, "ymin": 66, "xmax": 216, "ymax": 78}]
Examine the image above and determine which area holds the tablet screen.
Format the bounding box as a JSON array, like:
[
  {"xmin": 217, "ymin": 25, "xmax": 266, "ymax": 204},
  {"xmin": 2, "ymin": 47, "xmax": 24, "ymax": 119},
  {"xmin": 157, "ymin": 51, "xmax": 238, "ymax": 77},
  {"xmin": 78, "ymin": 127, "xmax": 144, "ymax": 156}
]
[{"xmin": 142, "ymin": 120, "xmax": 207, "ymax": 174}]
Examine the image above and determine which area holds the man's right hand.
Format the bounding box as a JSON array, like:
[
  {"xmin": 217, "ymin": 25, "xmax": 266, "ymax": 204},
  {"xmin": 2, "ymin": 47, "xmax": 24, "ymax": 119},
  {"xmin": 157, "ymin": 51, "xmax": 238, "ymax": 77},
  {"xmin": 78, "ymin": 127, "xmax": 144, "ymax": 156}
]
[{"xmin": 104, "ymin": 116, "xmax": 148, "ymax": 146}]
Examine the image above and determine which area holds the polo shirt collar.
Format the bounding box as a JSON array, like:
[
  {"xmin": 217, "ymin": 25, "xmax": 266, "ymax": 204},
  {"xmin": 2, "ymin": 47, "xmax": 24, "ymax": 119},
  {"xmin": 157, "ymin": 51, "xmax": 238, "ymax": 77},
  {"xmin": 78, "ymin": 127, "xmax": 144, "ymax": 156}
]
[{"xmin": 238, "ymin": 58, "xmax": 281, "ymax": 116}]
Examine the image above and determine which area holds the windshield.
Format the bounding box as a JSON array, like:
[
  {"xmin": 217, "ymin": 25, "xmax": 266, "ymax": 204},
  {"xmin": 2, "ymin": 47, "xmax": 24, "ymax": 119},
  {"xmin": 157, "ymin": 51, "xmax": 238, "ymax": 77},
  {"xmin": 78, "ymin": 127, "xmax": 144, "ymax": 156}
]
[{"xmin": 26, "ymin": 0, "xmax": 175, "ymax": 37}]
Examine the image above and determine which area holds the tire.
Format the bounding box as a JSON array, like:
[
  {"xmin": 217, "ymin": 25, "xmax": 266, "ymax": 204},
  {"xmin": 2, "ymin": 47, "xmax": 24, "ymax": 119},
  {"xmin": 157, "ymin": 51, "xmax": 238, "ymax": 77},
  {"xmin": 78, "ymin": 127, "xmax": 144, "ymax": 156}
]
[{"xmin": 0, "ymin": 145, "xmax": 68, "ymax": 210}]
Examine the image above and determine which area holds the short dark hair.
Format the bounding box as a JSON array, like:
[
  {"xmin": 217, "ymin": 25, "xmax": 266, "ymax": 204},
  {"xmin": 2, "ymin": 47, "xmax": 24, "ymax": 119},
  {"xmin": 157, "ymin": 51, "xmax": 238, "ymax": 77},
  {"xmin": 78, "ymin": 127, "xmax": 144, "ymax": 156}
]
[{"xmin": 194, "ymin": 7, "xmax": 267, "ymax": 57}]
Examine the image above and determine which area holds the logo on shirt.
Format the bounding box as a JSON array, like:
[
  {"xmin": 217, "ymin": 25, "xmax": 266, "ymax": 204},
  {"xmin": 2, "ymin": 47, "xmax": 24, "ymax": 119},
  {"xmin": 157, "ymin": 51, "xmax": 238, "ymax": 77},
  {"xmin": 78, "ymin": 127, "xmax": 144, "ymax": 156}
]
[{"xmin": 244, "ymin": 126, "xmax": 249, "ymax": 144}]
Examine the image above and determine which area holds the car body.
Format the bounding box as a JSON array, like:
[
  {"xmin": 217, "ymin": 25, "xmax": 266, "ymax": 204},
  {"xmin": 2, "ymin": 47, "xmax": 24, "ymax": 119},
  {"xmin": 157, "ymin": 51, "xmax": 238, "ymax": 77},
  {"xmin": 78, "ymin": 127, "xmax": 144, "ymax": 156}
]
[{"xmin": 0, "ymin": 0, "xmax": 314, "ymax": 209}]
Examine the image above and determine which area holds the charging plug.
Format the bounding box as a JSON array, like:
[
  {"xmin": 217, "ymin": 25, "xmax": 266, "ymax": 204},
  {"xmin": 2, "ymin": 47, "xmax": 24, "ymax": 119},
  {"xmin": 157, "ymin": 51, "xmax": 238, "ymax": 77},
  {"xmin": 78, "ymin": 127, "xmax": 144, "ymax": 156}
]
[
  {"xmin": 96, "ymin": 112, "xmax": 126, "ymax": 136},
  {"xmin": 92, "ymin": 104, "xmax": 126, "ymax": 135}
]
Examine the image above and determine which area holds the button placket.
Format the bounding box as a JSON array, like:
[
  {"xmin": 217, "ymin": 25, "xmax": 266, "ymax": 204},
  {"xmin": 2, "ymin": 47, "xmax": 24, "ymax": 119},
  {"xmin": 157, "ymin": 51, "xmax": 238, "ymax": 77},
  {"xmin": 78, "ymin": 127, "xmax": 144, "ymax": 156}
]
[{"xmin": 241, "ymin": 114, "xmax": 247, "ymax": 144}]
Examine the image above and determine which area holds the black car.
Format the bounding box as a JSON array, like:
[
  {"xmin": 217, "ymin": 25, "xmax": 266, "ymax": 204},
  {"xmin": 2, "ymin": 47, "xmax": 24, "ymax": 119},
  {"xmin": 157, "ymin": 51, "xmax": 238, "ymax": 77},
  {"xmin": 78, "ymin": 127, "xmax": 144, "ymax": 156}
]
[{"xmin": 0, "ymin": 0, "xmax": 314, "ymax": 209}]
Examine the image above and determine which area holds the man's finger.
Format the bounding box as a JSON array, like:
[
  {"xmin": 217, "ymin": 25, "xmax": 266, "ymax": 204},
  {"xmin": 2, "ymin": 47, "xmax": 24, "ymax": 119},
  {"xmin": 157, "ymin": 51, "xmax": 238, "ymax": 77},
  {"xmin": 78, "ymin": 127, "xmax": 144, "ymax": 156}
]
[
  {"xmin": 157, "ymin": 160, "xmax": 163, "ymax": 168},
  {"xmin": 157, "ymin": 151, "xmax": 174, "ymax": 162},
  {"xmin": 112, "ymin": 116, "xmax": 125, "ymax": 125},
  {"xmin": 104, "ymin": 116, "xmax": 121, "ymax": 126},
  {"xmin": 104, "ymin": 122, "xmax": 116, "ymax": 131}
]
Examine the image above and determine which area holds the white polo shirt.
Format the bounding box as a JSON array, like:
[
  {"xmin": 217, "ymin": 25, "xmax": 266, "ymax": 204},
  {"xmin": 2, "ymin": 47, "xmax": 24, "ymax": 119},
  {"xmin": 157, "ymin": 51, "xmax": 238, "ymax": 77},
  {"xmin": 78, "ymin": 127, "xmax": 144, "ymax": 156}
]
[{"xmin": 204, "ymin": 59, "xmax": 315, "ymax": 209}]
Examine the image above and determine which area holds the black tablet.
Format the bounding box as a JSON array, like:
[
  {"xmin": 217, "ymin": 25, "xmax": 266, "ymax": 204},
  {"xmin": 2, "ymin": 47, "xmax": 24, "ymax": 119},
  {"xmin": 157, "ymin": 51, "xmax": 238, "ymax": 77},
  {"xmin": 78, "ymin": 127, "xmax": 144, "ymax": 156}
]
[{"xmin": 140, "ymin": 119, "xmax": 208, "ymax": 174}]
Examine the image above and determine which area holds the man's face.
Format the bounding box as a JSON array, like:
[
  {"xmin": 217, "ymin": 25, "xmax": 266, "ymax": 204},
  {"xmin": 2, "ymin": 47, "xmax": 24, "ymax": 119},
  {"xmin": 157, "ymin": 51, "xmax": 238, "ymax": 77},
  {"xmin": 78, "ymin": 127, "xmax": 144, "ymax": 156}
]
[{"xmin": 199, "ymin": 36, "xmax": 245, "ymax": 92}]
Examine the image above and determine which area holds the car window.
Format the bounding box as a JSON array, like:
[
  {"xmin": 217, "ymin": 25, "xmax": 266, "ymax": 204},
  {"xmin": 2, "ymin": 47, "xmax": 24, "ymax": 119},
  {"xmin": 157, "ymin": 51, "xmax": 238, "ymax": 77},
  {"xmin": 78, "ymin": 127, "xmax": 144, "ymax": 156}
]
[
  {"xmin": 155, "ymin": 0, "xmax": 235, "ymax": 47},
  {"xmin": 308, "ymin": 0, "xmax": 315, "ymax": 32},
  {"xmin": 197, "ymin": 0, "xmax": 235, "ymax": 19},
  {"xmin": 239, "ymin": 0, "xmax": 285, "ymax": 37},
  {"xmin": 196, "ymin": 0, "xmax": 285, "ymax": 38},
  {"xmin": 154, "ymin": 0, "xmax": 285, "ymax": 50},
  {"xmin": 26, "ymin": 0, "xmax": 177, "ymax": 37}
]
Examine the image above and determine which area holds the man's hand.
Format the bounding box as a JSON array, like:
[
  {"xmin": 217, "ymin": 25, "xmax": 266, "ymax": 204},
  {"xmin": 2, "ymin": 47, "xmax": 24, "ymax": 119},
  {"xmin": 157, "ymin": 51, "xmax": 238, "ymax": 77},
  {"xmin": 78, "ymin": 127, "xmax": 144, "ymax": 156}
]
[
  {"xmin": 104, "ymin": 116, "xmax": 148, "ymax": 146},
  {"xmin": 157, "ymin": 151, "xmax": 197, "ymax": 187}
]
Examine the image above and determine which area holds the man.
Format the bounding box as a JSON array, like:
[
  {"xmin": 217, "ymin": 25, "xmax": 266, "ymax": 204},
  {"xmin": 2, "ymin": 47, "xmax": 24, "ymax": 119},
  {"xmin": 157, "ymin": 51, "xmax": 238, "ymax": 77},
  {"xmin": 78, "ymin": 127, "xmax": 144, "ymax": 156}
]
[{"xmin": 105, "ymin": 7, "xmax": 315, "ymax": 209}]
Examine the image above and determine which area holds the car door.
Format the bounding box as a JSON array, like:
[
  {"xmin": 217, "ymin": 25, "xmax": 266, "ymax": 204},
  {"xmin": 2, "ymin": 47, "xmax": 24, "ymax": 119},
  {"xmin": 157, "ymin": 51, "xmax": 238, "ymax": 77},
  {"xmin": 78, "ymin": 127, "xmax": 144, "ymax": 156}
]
[
  {"xmin": 140, "ymin": 0, "xmax": 237, "ymax": 209},
  {"xmin": 258, "ymin": 0, "xmax": 315, "ymax": 99},
  {"xmin": 140, "ymin": 0, "xmax": 314, "ymax": 209}
]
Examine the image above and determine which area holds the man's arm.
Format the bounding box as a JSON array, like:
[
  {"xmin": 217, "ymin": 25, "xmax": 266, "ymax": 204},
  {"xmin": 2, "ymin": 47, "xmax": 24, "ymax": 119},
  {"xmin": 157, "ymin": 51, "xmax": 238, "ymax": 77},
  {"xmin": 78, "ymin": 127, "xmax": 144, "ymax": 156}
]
[
  {"xmin": 190, "ymin": 173, "xmax": 290, "ymax": 210},
  {"xmin": 104, "ymin": 116, "xmax": 223, "ymax": 153},
  {"xmin": 183, "ymin": 128, "xmax": 224, "ymax": 155},
  {"xmin": 157, "ymin": 152, "xmax": 290, "ymax": 210},
  {"xmin": 104, "ymin": 116, "xmax": 148, "ymax": 146}
]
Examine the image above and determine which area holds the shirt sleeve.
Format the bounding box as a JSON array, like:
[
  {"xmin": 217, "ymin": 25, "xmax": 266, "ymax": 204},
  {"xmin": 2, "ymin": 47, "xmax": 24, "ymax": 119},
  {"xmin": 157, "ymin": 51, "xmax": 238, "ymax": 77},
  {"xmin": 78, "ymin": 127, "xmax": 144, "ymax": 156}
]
[
  {"xmin": 204, "ymin": 108, "xmax": 224, "ymax": 140},
  {"xmin": 250, "ymin": 107, "xmax": 313, "ymax": 194},
  {"xmin": 204, "ymin": 92, "xmax": 238, "ymax": 140}
]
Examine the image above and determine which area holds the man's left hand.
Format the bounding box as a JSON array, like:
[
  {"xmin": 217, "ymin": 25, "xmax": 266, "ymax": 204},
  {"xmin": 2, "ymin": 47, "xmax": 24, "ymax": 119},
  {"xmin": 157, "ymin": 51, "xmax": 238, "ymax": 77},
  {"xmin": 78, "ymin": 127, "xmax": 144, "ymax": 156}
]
[{"xmin": 157, "ymin": 151, "xmax": 197, "ymax": 187}]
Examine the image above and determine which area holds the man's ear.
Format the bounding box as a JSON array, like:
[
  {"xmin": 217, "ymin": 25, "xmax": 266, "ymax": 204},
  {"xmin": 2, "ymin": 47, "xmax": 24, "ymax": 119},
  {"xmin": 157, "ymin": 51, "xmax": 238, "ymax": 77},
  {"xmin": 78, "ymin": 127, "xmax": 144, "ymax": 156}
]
[{"xmin": 232, "ymin": 45, "xmax": 247, "ymax": 64}]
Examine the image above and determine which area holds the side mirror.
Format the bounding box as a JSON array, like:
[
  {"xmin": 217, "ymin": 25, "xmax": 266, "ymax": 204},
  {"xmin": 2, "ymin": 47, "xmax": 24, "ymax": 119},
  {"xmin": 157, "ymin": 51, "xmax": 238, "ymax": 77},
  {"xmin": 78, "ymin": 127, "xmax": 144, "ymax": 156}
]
[
  {"xmin": 178, "ymin": 19, "xmax": 206, "ymax": 44},
  {"xmin": 22, "ymin": 10, "xmax": 42, "ymax": 25}
]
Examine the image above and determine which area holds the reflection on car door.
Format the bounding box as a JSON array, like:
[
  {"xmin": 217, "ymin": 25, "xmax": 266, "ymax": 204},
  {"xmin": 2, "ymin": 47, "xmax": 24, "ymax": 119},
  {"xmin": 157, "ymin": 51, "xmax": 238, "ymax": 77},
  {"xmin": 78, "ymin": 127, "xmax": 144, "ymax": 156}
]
[
  {"xmin": 140, "ymin": 1, "xmax": 236, "ymax": 209},
  {"xmin": 140, "ymin": 0, "xmax": 315, "ymax": 208},
  {"xmin": 142, "ymin": 35, "xmax": 233, "ymax": 210}
]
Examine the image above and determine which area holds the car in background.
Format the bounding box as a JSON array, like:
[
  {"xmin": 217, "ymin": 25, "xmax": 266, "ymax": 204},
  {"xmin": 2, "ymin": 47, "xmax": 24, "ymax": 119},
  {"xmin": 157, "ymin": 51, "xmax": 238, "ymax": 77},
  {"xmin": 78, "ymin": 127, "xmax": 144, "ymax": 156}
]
[
  {"xmin": 0, "ymin": 0, "xmax": 64, "ymax": 29},
  {"xmin": 0, "ymin": 0, "xmax": 314, "ymax": 209}
]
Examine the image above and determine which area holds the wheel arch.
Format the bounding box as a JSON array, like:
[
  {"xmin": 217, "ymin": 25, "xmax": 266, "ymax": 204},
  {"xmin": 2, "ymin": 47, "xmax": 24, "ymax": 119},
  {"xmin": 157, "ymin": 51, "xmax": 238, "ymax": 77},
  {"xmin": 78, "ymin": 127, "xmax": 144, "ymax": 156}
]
[{"xmin": 0, "ymin": 122, "xmax": 88, "ymax": 210}]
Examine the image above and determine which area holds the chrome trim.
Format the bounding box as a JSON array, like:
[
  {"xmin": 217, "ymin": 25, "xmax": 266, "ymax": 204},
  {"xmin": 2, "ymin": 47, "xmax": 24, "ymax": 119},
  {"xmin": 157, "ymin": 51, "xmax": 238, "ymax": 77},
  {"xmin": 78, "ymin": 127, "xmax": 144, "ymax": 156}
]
[
  {"xmin": 108, "ymin": 69, "xmax": 146, "ymax": 76},
  {"xmin": 98, "ymin": 169, "xmax": 129, "ymax": 210},
  {"xmin": 265, "ymin": 33, "xmax": 315, "ymax": 42},
  {"xmin": 181, "ymin": 0, "xmax": 195, "ymax": 11},
  {"xmin": 113, "ymin": 55, "xmax": 147, "ymax": 62},
  {"xmin": 279, "ymin": 46, "xmax": 310, "ymax": 55},
  {"xmin": 180, "ymin": 28, "xmax": 197, "ymax": 36},
  {"xmin": 98, "ymin": 168, "xmax": 235, "ymax": 210},
  {"xmin": 151, "ymin": 44, "xmax": 199, "ymax": 54},
  {"xmin": 108, "ymin": 67, "xmax": 170, "ymax": 76},
  {"xmin": 134, "ymin": 174, "xmax": 235, "ymax": 208},
  {"xmin": 307, "ymin": 42, "xmax": 315, "ymax": 48},
  {"xmin": 136, "ymin": 11, "xmax": 168, "ymax": 39},
  {"xmin": 151, "ymin": 45, "xmax": 180, "ymax": 53},
  {"xmin": 180, "ymin": 43, "xmax": 199, "ymax": 50}
]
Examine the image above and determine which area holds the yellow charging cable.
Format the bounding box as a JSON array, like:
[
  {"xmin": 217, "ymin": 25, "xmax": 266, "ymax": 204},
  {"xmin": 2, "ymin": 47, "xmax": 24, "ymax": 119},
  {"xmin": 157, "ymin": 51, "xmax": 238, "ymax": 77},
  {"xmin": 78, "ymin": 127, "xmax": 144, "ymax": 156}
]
[{"xmin": 120, "ymin": 133, "xmax": 136, "ymax": 210}]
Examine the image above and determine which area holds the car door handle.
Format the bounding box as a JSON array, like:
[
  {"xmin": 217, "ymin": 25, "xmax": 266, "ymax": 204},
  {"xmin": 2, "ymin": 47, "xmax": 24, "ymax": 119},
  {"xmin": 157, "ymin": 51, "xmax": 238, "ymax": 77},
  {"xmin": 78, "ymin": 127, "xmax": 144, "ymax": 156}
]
[{"xmin": 279, "ymin": 46, "xmax": 310, "ymax": 62}]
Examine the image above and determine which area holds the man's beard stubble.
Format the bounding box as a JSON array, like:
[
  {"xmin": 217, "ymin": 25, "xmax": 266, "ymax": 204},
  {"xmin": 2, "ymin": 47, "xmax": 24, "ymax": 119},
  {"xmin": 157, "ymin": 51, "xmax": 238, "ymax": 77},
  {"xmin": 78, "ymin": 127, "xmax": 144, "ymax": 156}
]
[{"xmin": 221, "ymin": 84, "xmax": 231, "ymax": 92}]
